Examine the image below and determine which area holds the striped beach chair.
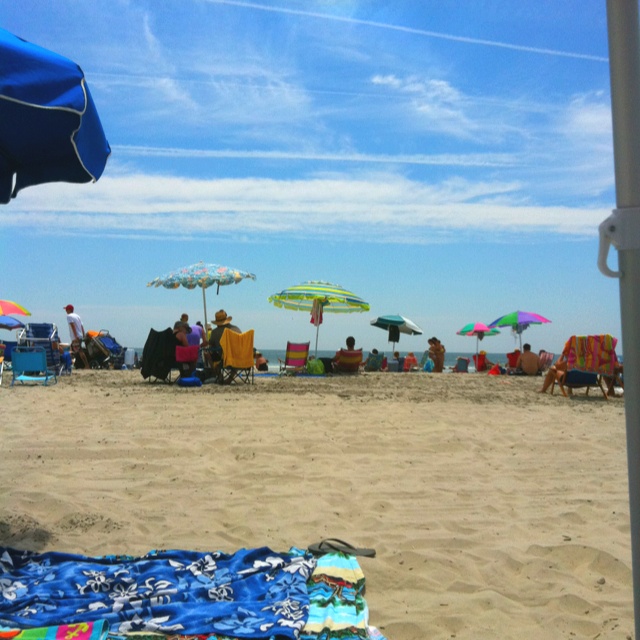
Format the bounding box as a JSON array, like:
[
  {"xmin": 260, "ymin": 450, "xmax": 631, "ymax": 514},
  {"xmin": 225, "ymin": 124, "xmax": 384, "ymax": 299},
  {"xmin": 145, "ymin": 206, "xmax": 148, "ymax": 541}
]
[{"xmin": 278, "ymin": 341, "xmax": 310, "ymax": 373}]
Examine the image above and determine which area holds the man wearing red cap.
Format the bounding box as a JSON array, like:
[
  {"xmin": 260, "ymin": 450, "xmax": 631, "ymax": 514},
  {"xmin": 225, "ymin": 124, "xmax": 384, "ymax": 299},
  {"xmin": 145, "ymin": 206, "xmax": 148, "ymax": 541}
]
[{"xmin": 64, "ymin": 304, "xmax": 89, "ymax": 369}]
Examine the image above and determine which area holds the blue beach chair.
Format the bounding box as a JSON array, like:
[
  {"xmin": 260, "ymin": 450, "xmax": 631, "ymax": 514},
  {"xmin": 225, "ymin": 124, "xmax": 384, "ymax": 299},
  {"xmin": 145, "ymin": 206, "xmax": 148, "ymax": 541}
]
[{"xmin": 11, "ymin": 346, "xmax": 57, "ymax": 386}]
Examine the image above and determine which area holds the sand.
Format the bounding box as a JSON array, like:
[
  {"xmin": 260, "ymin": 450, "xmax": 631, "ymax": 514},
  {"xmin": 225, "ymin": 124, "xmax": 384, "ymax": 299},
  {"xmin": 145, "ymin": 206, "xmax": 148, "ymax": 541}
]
[{"xmin": 1, "ymin": 370, "xmax": 632, "ymax": 639}]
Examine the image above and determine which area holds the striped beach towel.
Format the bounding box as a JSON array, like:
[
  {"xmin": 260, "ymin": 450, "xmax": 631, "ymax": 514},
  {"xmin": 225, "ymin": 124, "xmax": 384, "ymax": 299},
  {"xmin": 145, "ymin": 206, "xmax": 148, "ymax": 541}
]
[{"xmin": 564, "ymin": 334, "xmax": 618, "ymax": 375}]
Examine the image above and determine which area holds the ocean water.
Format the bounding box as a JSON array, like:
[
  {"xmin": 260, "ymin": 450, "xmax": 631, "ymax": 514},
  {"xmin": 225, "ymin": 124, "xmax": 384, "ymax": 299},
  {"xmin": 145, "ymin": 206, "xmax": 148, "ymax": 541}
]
[
  {"xmin": 257, "ymin": 348, "xmax": 507, "ymax": 373},
  {"xmin": 131, "ymin": 345, "xmax": 512, "ymax": 373}
]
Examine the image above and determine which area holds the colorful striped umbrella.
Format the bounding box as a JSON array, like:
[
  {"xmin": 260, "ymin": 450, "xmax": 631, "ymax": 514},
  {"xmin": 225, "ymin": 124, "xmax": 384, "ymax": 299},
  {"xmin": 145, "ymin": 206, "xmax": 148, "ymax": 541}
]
[
  {"xmin": 457, "ymin": 322, "xmax": 500, "ymax": 355},
  {"xmin": 268, "ymin": 281, "xmax": 370, "ymax": 355},
  {"xmin": 0, "ymin": 300, "xmax": 31, "ymax": 316},
  {"xmin": 488, "ymin": 310, "xmax": 551, "ymax": 349},
  {"xmin": 148, "ymin": 262, "xmax": 256, "ymax": 329}
]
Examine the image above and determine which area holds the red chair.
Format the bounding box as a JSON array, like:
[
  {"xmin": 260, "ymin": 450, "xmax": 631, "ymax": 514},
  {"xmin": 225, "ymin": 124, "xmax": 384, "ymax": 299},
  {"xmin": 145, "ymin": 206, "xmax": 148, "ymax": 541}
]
[
  {"xmin": 333, "ymin": 349, "xmax": 363, "ymax": 373},
  {"xmin": 473, "ymin": 353, "xmax": 488, "ymax": 372},
  {"xmin": 176, "ymin": 345, "xmax": 199, "ymax": 378},
  {"xmin": 506, "ymin": 351, "xmax": 520, "ymax": 368}
]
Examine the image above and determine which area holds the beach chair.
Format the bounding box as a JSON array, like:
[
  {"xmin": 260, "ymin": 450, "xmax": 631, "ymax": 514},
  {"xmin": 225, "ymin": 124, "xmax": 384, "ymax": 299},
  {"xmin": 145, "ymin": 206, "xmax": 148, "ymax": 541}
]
[
  {"xmin": 11, "ymin": 346, "xmax": 57, "ymax": 386},
  {"xmin": 403, "ymin": 352, "xmax": 419, "ymax": 371},
  {"xmin": 278, "ymin": 341, "xmax": 310, "ymax": 373},
  {"xmin": 418, "ymin": 350, "xmax": 434, "ymax": 372},
  {"xmin": 140, "ymin": 328, "xmax": 177, "ymax": 383},
  {"xmin": 363, "ymin": 351, "xmax": 384, "ymax": 372},
  {"xmin": 17, "ymin": 323, "xmax": 62, "ymax": 375},
  {"xmin": 0, "ymin": 343, "xmax": 4, "ymax": 386},
  {"xmin": 505, "ymin": 350, "xmax": 520, "ymax": 374},
  {"xmin": 219, "ymin": 329, "xmax": 254, "ymax": 384},
  {"xmin": 473, "ymin": 353, "xmax": 488, "ymax": 372},
  {"xmin": 539, "ymin": 351, "xmax": 554, "ymax": 372},
  {"xmin": 551, "ymin": 335, "xmax": 619, "ymax": 400},
  {"xmin": 452, "ymin": 356, "xmax": 470, "ymax": 373},
  {"xmin": 333, "ymin": 349, "xmax": 363, "ymax": 373},
  {"xmin": 176, "ymin": 344, "xmax": 200, "ymax": 379}
]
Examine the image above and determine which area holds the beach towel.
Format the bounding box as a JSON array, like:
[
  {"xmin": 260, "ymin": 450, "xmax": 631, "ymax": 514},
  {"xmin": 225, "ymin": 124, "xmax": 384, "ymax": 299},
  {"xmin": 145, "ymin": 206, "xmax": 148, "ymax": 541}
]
[
  {"xmin": 0, "ymin": 547, "xmax": 315, "ymax": 638},
  {"xmin": 0, "ymin": 621, "xmax": 109, "ymax": 640},
  {"xmin": 565, "ymin": 334, "xmax": 618, "ymax": 375},
  {"xmin": 220, "ymin": 330, "xmax": 254, "ymax": 369},
  {"xmin": 300, "ymin": 552, "xmax": 386, "ymax": 640}
]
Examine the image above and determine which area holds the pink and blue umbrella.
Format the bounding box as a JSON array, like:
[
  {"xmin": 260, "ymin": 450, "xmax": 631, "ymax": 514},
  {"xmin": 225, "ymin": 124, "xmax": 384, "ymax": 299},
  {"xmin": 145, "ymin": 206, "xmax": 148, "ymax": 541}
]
[{"xmin": 488, "ymin": 310, "xmax": 551, "ymax": 349}]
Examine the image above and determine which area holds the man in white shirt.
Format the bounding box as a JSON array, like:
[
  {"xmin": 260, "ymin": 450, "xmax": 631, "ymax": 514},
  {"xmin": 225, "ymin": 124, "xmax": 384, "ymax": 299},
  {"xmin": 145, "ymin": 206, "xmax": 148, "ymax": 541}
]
[{"xmin": 64, "ymin": 304, "xmax": 89, "ymax": 369}]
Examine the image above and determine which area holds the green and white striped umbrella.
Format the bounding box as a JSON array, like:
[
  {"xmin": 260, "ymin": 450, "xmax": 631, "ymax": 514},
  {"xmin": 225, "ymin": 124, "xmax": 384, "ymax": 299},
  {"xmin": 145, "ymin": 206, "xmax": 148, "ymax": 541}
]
[{"xmin": 268, "ymin": 281, "xmax": 369, "ymax": 354}]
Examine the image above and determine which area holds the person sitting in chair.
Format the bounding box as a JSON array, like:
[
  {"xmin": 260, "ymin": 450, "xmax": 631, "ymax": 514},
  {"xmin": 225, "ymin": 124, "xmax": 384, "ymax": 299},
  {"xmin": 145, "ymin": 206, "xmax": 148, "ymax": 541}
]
[
  {"xmin": 516, "ymin": 343, "xmax": 541, "ymax": 376},
  {"xmin": 331, "ymin": 336, "xmax": 362, "ymax": 373},
  {"xmin": 173, "ymin": 321, "xmax": 198, "ymax": 378},
  {"xmin": 254, "ymin": 350, "xmax": 269, "ymax": 372},
  {"xmin": 539, "ymin": 350, "xmax": 570, "ymax": 393},
  {"xmin": 204, "ymin": 310, "xmax": 241, "ymax": 369}
]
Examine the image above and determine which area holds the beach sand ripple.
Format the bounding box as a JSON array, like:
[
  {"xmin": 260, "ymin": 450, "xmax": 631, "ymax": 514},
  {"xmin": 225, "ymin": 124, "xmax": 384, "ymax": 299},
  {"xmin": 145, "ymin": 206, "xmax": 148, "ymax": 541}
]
[{"xmin": 1, "ymin": 370, "xmax": 632, "ymax": 639}]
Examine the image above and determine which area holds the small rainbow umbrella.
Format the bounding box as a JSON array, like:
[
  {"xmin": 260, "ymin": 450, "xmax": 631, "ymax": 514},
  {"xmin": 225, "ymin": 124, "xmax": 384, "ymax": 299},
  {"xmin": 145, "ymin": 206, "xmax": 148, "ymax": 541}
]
[
  {"xmin": 457, "ymin": 322, "xmax": 500, "ymax": 355},
  {"xmin": 0, "ymin": 300, "xmax": 31, "ymax": 316},
  {"xmin": 488, "ymin": 310, "xmax": 551, "ymax": 349}
]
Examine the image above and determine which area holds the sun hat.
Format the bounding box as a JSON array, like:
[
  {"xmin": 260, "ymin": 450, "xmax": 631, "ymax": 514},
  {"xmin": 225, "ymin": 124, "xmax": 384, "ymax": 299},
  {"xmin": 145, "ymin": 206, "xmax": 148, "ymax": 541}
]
[
  {"xmin": 64, "ymin": 304, "xmax": 74, "ymax": 312},
  {"xmin": 214, "ymin": 310, "xmax": 233, "ymax": 326}
]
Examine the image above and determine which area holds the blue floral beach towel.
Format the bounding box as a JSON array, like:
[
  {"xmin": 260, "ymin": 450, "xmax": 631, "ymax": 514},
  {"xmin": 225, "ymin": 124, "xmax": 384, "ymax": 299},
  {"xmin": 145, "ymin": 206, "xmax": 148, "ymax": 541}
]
[{"xmin": 0, "ymin": 547, "xmax": 315, "ymax": 638}]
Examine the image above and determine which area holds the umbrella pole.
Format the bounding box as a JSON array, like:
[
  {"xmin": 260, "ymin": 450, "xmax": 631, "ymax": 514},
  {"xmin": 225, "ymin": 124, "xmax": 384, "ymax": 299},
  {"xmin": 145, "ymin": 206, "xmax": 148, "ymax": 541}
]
[
  {"xmin": 605, "ymin": 4, "xmax": 640, "ymax": 636},
  {"xmin": 315, "ymin": 323, "xmax": 320, "ymax": 357},
  {"xmin": 202, "ymin": 287, "xmax": 208, "ymax": 330}
]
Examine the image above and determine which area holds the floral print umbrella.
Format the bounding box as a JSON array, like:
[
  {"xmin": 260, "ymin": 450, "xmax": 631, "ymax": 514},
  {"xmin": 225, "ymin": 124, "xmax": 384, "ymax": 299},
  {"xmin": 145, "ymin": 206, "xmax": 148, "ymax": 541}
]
[{"xmin": 148, "ymin": 262, "xmax": 256, "ymax": 329}]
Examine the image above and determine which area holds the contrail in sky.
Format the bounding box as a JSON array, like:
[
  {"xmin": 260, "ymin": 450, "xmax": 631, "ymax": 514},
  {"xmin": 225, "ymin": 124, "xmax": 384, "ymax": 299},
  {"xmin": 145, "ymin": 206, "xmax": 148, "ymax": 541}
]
[
  {"xmin": 208, "ymin": 0, "xmax": 608, "ymax": 63},
  {"xmin": 113, "ymin": 145, "xmax": 516, "ymax": 167}
]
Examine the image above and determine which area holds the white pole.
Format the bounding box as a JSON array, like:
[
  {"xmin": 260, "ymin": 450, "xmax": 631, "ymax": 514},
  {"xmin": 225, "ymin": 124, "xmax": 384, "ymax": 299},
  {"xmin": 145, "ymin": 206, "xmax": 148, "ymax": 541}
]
[
  {"xmin": 603, "ymin": 2, "xmax": 640, "ymax": 636},
  {"xmin": 202, "ymin": 287, "xmax": 208, "ymax": 331}
]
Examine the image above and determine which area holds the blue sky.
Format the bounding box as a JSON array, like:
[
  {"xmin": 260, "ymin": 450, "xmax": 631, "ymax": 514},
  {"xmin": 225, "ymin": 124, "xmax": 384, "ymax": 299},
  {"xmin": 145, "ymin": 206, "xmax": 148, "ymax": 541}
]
[{"xmin": 0, "ymin": 1, "xmax": 622, "ymax": 355}]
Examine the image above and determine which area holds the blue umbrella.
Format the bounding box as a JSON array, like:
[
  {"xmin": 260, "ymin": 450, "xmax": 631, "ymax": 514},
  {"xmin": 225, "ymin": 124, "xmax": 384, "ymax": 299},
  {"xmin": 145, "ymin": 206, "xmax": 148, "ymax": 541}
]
[
  {"xmin": 0, "ymin": 315, "xmax": 25, "ymax": 330},
  {"xmin": 0, "ymin": 28, "xmax": 111, "ymax": 203}
]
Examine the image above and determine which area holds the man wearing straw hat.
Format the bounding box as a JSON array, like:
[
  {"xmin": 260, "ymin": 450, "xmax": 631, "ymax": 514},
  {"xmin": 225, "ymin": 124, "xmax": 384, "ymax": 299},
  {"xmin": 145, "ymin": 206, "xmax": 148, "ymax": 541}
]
[{"xmin": 206, "ymin": 310, "xmax": 241, "ymax": 365}]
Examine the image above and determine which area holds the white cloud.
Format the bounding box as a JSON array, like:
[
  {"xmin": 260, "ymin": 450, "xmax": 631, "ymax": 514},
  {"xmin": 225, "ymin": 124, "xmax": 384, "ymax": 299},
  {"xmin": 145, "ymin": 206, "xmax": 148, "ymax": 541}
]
[{"xmin": 0, "ymin": 172, "xmax": 606, "ymax": 242}]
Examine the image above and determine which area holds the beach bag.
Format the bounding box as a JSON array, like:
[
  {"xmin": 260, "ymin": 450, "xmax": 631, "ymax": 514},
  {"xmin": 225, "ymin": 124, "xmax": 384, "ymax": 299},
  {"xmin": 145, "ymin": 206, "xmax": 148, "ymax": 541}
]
[
  {"xmin": 423, "ymin": 358, "xmax": 434, "ymax": 372},
  {"xmin": 178, "ymin": 375, "xmax": 202, "ymax": 387},
  {"xmin": 306, "ymin": 359, "xmax": 325, "ymax": 375}
]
